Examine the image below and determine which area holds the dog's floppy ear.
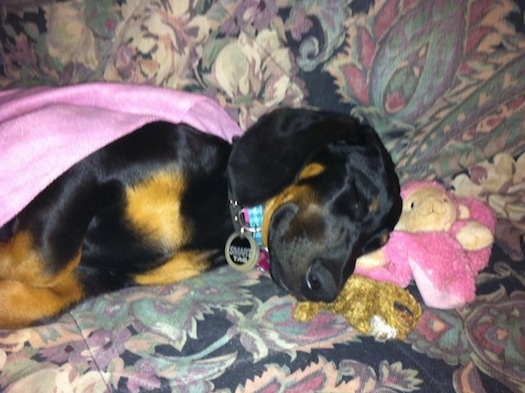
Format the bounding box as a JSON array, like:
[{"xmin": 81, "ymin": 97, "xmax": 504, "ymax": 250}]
[{"xmin": 227, "ymin": 108, "xmax": 362, "ymax": 206}]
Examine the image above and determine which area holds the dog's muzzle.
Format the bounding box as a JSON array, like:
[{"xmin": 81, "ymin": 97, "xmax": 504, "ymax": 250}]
[{"xmin": 267, "ymin": 202, "xmax": 358, "ymax": 302}]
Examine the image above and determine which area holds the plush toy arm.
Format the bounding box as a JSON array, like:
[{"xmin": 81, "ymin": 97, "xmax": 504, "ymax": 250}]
[
  {"xmin": 456, "ymin": 221, "xmax": 494, "ymax": 251},
  {"xmin": 459, "ymin": 198, "xmax": 496, "ymax": 229},
  {"xmin": 356, "ymin": 249, "xmax": 387, "ymax": 268},
  {"xmin": 354, "ymin": 232, "xmax": 413, "ymax": 288}
]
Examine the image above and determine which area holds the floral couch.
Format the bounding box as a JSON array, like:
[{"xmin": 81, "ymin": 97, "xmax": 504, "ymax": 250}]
[{"xmin": 1, "ymin": 1, "xmax": 525, "ymax": 392}]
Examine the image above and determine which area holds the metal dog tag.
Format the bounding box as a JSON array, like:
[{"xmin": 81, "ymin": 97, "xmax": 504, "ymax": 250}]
[{"xmin": 225, "ymin": 231, "xmax": 259, "ymax": 272}]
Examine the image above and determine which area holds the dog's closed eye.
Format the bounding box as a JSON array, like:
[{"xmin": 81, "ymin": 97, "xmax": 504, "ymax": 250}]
[
  {"xmin": 362, "ymin": 230, "xmax": 390, "ymax": 254},
  {"xmin": 346, "ymin": 181, "xmax": 367, "ymax": 221},
  {"xmin": 338, "ymin": 180, "xmax": 367, "ymax": 221}
]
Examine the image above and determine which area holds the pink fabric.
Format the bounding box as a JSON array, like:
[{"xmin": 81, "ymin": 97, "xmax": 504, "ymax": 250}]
[{"xmin": 0, "ymin": 83, "xmax": 243, "ymax": 227}]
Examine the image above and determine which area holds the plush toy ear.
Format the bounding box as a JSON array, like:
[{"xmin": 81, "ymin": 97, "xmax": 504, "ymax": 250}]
[
  {"xmin": 227, "ymin": 108, "xmax": 363, "ymax": 206},
  {"xmin": 458, "ymin": 204, "xmax": 471, "ymax": 219}
]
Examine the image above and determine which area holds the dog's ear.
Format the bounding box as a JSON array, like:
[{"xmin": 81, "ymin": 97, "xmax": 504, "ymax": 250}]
[{"xmin": 227, "ymin": 108, "xmax": 363, "ymax": 206}]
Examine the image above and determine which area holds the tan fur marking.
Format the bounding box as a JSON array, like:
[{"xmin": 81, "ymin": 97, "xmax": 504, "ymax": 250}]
[
  {"xmin": 0, "ymin": 272, "xmax": 84, "ymax": 329},
  {"xmin": 0, "ymin": 231, "xmax": 41, "ymax": 282},
  {"xmin": 262, "ymin": 164, "xmax": 321, "ymax": 246},
  {"xmin": 125, "ymin": 170, "xmax": 190, "ymax": 250},
  {"xmin": 368, "ymin": 198, "xmax": 380, "ymax": 213},
  {"xmin": 0, "ymin": 231, "xmax": 81, "ymax": 287},
  {"xmin": 133, "ymin": 250, "xmax": 214, "ymax": 285},
  {"xmin": 0, "ymin": 230, "xmax": 85, "ymax": 328},
  {"xmin": 298, "ymin": 162, "xmax": 325, "ymax": 180}
]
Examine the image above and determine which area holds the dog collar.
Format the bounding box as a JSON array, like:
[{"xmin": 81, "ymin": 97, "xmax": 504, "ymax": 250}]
[
  {"xmin": 225, "ymin": 199, "xmax": 270, "ymax": 273},
  {"xmin": 242, "ymin": 205, "xmax": 263, "ymax": 244}
]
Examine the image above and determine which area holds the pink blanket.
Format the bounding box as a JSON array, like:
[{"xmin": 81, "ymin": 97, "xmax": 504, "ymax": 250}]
[{"xmin": 0, "ymin": 83, "xmax": 243, "ymax": 227}]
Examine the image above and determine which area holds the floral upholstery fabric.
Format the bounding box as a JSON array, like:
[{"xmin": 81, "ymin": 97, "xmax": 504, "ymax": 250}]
[{"xmin": 1, "ymin": 1, "xmax": 524, "ymax": 392}]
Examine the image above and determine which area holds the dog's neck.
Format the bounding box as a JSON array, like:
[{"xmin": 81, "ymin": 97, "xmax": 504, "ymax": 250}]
[{"xmin": 225, "ymin": 197, "xmax": 269, "ymax": 272}]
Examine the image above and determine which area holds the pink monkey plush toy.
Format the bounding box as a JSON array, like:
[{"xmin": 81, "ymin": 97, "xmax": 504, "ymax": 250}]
[{"xmin": 355, "ymin": 181, "xmax": 496, "ymax": 309}]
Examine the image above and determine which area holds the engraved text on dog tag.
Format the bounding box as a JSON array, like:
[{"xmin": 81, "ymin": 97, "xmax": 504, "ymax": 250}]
[{"xmin": 225, "ymin": 231, "xmax": 259, "ymax": 272}]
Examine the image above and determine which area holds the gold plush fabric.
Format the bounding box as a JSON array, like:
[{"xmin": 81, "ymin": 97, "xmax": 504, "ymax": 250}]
[{"xmin": 293, "ymin": 275, "xmax": 422, "ymax": 341}]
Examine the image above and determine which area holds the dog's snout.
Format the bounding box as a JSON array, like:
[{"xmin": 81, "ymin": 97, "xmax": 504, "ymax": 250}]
[{"xmin": 302, "ymin": 259, "xmax": 338, "ymax": 302}]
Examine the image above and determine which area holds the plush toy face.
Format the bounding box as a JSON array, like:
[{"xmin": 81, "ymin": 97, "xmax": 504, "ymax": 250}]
[{"xmin": 396, "ymin": 184, "xmax": 457, "ymax": 232}]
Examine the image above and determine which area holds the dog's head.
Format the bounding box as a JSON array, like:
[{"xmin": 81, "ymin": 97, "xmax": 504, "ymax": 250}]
[{"xmin": 228, "ymin": 108, "xmax": 401, "ymax": 302}]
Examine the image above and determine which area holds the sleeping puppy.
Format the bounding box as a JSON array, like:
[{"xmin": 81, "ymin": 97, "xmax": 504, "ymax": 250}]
[{"xmin": 0, "ymin": 108, "xmax": 401, "ymax": 329}]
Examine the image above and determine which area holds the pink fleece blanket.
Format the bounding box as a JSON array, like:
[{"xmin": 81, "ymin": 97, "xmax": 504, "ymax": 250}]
[{"xmin": 0, "ymin": 83, "xmax": 243, "ymax": 227}]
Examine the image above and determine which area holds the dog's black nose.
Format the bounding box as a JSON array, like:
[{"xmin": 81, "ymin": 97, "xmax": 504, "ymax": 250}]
[{"xmin": 302, "ymin": 259, "xmax": 339, "ymax": 302}]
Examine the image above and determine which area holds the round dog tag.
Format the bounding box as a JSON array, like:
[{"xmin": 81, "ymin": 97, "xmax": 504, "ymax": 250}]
[{"xmin": 225, "ymin": 231, "xmax": 259, "ymax": 272}]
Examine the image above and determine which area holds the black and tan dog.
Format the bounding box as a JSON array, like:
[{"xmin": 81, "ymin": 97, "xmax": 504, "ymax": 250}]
[{"xmin": 0, "ymin": 108, "xmax": 401, "ymax": 329}]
